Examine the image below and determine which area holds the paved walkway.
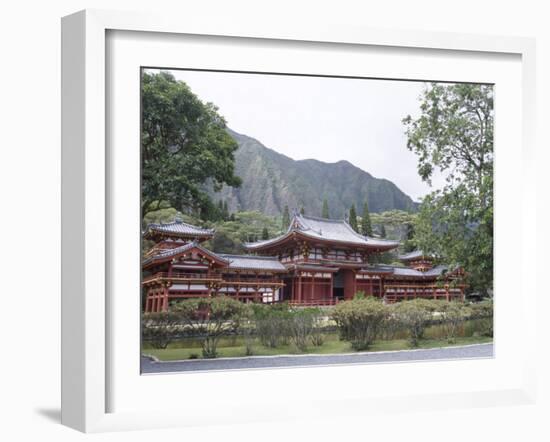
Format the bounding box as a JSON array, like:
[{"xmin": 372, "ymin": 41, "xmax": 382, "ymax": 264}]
[{"xmin": 141, "ymin": 342, "xmax": 493, "ymax": 374}]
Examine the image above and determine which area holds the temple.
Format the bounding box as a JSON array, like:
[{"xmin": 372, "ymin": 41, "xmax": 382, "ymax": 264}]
[{"xmin": 142, "ymin": 214, "xmax": 465, "ymax": 312}]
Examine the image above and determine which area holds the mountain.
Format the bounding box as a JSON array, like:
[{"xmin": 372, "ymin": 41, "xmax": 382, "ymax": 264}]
[{"xmin": 210, "ymin": 128, "xmax": 417, "ymax": 217}]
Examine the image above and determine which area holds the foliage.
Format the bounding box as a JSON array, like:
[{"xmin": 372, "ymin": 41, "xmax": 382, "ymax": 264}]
[
  {"xmin": 403, "ymin": 83, "xmax": 493, "ymax": 296},
  {"xmin": 261, "ymin": 226, "xmax": 269, "ymax": 240},
  {"xmin": 394, "ymin": 299, "xmax": 436, "ymax": 347},
  {"xmin": 203, "ymin": 211, "xmax": 283, "ymax": 254},
  {"xmin": 282, "ymin": 205, "xmax": 290, "ymax": 230},
  {"xmin": 403, "ymin": 222, "xmax": 416, "ymax": 252},
  {"xmin": 332, "ymin": 297, "xmax": 388, "ymax": 351},
  {"xmin": 379, "ymin": 224, "xmax": 386, "ymax": 238},
  {"xmin": 251, "ymin": 303, "xmax": 292, "ymax": 348},
  {"xmin": 361, "ymin": 200, "xmax": 373, "ymax": 236},
  {"xmin": 172, "ymin": 296, "xmax": 248, "ymax": 358},
  {"xmin": 469, "ymin": 298, "xmax": 493, "ymax": 337},
  {"xmin": 287, "ymin": 309, "xmax": 316, "ymax": 351},
  {"xmin": 379, "ymin": 304, "xmax": 402, "ymax": 340},
  {"xmin": 141, "ymin": 312, "xmax": 181, "ymax": 349},
  {"xmin": 349, "ymin": 204, "xmax": 359, "ymax": 232},
  {"xmin": 436, "ymin": 301, "xmax": 470, "ymax": 343},
  {"xmin": 322, "ymin": 199, "xmax": 330, "ymax": 218},
  {"xmin": 141, "ymin": 71, "xmax": 241, "ymax": 218}
]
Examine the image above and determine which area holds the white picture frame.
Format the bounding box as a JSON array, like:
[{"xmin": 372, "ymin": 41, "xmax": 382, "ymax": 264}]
[{"xmin": 61, "ymin": 9, "xmax": 537, "ymax": 433}]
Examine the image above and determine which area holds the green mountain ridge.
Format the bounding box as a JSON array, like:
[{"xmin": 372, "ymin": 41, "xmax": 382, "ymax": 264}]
[{"xmin": 209, "ymin": 128, "xmax": 418, "ymax": 217}]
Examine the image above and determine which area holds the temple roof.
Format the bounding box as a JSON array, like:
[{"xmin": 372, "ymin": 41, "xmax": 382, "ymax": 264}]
[
  {"xmin": 392, "ymin": 264, "xmax": 448, "ymax": 278},
  {"xmin": 360, "ymin": 264, "xmax": 449, "ymax": 279},
  {"xmin": 144, "ymin": 218, "xmax": 214, "ymax": 240},
  {"xmin": 398, "ymin": 250, "xmax": 433, "ymax": 261},
  {"xmin": 218, "ymin": 254, "xmax": 287, "ymax": 272},
  {"xmin": 142, "ymin": 241, "xmax": 229, "ymax": 267},
  {"xmin": 246, "ymin": 214, "xmax": 399, "ymax": 251}
]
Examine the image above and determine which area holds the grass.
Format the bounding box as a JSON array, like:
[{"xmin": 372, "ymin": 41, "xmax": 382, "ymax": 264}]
[{"xmin": 143, "ymin": 334, "xmax": 493, "ymax": 361}]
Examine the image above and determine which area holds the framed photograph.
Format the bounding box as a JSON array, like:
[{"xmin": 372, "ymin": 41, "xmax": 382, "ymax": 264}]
[{"xmin": 61, "ymin": 9, "xmax": 537, "ymax": 433}]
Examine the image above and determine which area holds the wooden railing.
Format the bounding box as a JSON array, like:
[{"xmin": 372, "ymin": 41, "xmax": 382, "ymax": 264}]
[
  {"xmin": 221, "ymin": 277, "xmax": 284, "ymax": 285},
  {"xmin": 142, "ymin": 272, "xmax": 284, "ymax": 286},
  {"xmin": 289, "ymin": 299, "xmax": 337, "ymax": 307},
  {"xmin": 142, "ymin": 272, "xmax": 222, "ymax": 284}
]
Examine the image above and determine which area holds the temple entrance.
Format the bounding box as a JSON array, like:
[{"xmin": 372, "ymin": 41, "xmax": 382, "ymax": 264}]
[
  {"xmin": 333, "ymin": 269, "xmax": 357, "ymax": 301},
  {"xmin": 332, "ymin": 270, "xmax": 344, "ymax": 301}
]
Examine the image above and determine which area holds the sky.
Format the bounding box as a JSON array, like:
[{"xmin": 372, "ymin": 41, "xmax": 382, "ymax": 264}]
[{"xmin": 148, "ymin": 69, "xmax": 448, "ymax": 202}]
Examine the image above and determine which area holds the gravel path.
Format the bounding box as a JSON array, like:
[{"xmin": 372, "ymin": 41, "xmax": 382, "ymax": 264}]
[{"xmin": 141, "ymin": 342, "xmax": 493, "ymax": 374}]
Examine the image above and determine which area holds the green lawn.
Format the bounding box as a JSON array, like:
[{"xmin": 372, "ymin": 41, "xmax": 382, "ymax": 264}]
[{"xmin": 143, "ymin": 334, "xmax": 493, "ymax": 361}]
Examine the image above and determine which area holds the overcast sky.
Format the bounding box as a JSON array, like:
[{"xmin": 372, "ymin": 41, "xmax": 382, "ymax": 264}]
[{"xmin": 149, "ymin": 69, "xmax": 447, "ymax": 202}]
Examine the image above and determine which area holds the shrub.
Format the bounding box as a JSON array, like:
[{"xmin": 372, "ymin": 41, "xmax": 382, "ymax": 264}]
[
  {"xmin": 141, "ymin": 311, "xmax": 181, "ymax": 349},
  {"xmin": 380, "ymin": 303, "xmax": 402, "ymax": 340},
  {"xmin": 332, "ymin": 297, "xmax": 387, "ymax": 351},
  {"xmin": 437, "ymin": 301, "xmax": 469, "ymax": 343},
  {"xmin": 252, "ymin": 303, "xmax": 292, "ymax": 348},
  {"xmin": 241, "ymin": 308, "xmax": 256, "ymax": 356},
  {"xmin": 469, "ymin": 298, "xmax": 493, "ymax": 337},
  {"xmin": 172, "ymin": 296, "xmax": 248, "ymax": 358},
  {"xmin": 394, "ymin": 299, "xmax": 434, "ymax": 347},
  {"xmin": 288, "ymin": 309, "xmax": 316, "ymax": 351},
  {"xmin": 310, "ymin": 309, "xmax": 326, "ymax": 347}
]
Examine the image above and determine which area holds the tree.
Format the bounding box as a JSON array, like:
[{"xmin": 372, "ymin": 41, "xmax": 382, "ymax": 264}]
[
  {"xmin": 222, "ymin": 200, "xmax": 229, "ymax": 221},
  {"xmin": 322, "ymin": 199, "xmax": 330, "ymax": 218},
  {"xmin": 403, "ymin": 222, "xmax": 416, "ymax": 252},
  {"xmin": 348, "ymin": 204, "xmax": 358, "ymax": 232},
  {"xmin": 300, "ymin": 206, "xmax": 305, "ymax": 215},
  {"xmin": 172, "ymin": 297, "xmax": 247, "ymax": 358},
  {"xmin": 361, "ymin": 200, "xmax": 373, "ymax": 236},
  {"xmin": 261, "ymin": 227, "xmax": 269, "ymax": 240},
  {"xmin": 141, "ymin": 71, "xmax": 241, "ymax": 218},
  {"xmin": 380, "ymin": 224, "xmax": 386, "ymax": 238},
  {"xmin": 403, "ymin": 83, "xmax": 493, "ymax": 296},
  {"xmin": 282, "ymin": 205, "xmax": 290, "ymax": 229}
]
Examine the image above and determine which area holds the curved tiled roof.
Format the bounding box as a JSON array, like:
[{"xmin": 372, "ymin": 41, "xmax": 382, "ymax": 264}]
[
  {"xmin": 142, "ymin": 241, "xmax": 229, "ymax": 266},
  {"xmin": 218, "ymin": 254, "xmax": 287, "ymax": 272},
  {"xmin": 398, "ymin": 250, "xmax": 434, "ymax": 261},
  {"xmin": 246, "ymin": 214, "xmax": 399, "ymax": 250},
  {"xmin": 144, "ymin": 218, "xmax": 214, "ymax": 239}
]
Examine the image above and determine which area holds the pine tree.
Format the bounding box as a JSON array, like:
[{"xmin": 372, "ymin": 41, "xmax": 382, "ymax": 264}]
[
  {"xmin": 322, "ymin": 199, "xmax": 329, "ymax": 218},
  {"xmin": 222, "ymin": 200, "xmax": 229, "ymax": 221},
  {"xmin": 217, "ymin": 199, "xmax": 224, "ymax": 221},
  {"xmin": 403, "ymin": 223, "xmax": 416, "ymax": 252},
  {"xmin": 361, "ymin": 200, "xmax": 373, "ymax": 236},
  {"xmin": 262, "ymin": 227, "xmax": 269, "ymax": 240},
  {"xmin": 282, "ymin": 205, "xmax": 290, "ymax": 229},
  {"xmin": 349, "ymin": 204, "xmax": 358, "ymax": 232},
  {"xmin": 300, "ymin": 207, "xmax": 305, "ymax": 215},
  {"xmin": 380, "ymin": 224, "xmax": 387, "ymax": 238}
]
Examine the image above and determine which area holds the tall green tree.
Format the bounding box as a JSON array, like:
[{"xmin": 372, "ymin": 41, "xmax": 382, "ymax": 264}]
[
  {"xmin": 403, "ymin": 83, "xmax": 493, "ymax": 296},
  {"xmin": 403, "ymin": 222, "xmax": 416, "ymax": 252},
  {"xmin": 282, "ymin": 205, "xmax": 290, "ymax": 229},
  {"xmin": 222, "ymin": 200, "xmax": 229, "ymax": 221},
  {"xmin": 322, "ymin": 199, "xmax": 329, "ymax": 218},
  {"xmin": 348, "ymin": 204, "xmax": 358, "ymax": 232},
  {"xmin": 262, "ymin": 227, "xmax": 269, "ymax": 240},
  {"xmin": 380, "ymin": 224, "xmax": 386, "ymax": 238},
  {"xmin": 361, "ymin": 200, "xmax": 373, "ymax": 236},
  {"xmin": 141, "ymin": 71, "xmax": 241, "ymax": 218},
  {"xmin": 300, "ymin": 206, "xmax": 305, "ymax": 215}
]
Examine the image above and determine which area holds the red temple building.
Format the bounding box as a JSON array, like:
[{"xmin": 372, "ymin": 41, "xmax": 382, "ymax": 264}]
[{"xmin": 142, "ymin": 214, "xmax": 465, "ymax": 312}]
